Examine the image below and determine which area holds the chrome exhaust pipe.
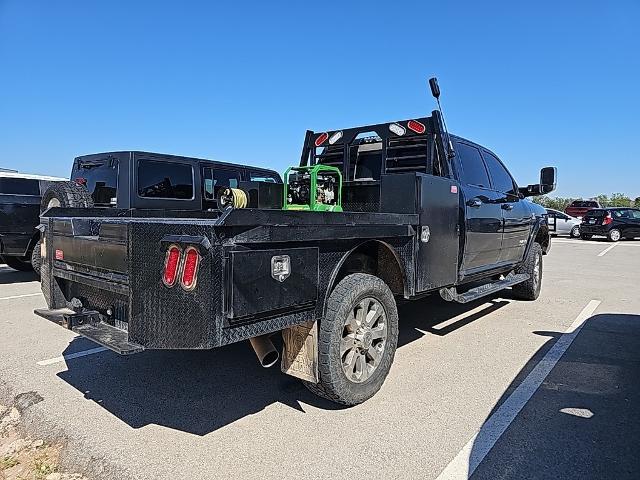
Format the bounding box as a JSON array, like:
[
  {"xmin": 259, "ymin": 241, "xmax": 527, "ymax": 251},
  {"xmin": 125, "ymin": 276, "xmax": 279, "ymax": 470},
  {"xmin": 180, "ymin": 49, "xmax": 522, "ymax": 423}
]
[{"xmin": 249, "ymin": 335, "xmax": 279, "ymax": 368}]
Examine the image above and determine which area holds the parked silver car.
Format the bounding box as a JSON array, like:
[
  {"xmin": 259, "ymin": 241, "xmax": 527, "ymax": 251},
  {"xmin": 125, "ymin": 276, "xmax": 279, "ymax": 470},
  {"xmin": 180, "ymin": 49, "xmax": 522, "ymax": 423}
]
[{"xmin": 546, "ymin": 208, "xmax": 581, "ymax": 237}]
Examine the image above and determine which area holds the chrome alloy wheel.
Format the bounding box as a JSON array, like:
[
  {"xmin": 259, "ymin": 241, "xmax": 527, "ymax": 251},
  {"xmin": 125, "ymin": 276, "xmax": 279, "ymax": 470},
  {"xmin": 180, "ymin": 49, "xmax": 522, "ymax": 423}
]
[{"xmin": 340, "ymin": 297, "xmax": 388, "ymax": 383}]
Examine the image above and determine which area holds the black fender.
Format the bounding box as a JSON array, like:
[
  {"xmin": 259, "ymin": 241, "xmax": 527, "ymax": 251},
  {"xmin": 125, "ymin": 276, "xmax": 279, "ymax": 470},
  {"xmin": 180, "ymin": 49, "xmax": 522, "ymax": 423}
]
[
  {"xmin": 523, "ymin": 216, "xmax": 551, "ymax": 263},
  {"xmin": 322, "ymin": 239, "xmax": 409, "ymax": 317}
]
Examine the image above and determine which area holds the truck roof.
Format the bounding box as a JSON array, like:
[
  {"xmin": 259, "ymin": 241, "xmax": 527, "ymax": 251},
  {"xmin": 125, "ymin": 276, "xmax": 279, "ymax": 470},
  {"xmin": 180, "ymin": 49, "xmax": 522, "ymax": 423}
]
[
  {"xmin": 0, "ymin": 171, "xmax": 67, "ymax": 181},
  {"xmin": 74, "ymin": 151, "xmax": 279, "ymax": 174}
]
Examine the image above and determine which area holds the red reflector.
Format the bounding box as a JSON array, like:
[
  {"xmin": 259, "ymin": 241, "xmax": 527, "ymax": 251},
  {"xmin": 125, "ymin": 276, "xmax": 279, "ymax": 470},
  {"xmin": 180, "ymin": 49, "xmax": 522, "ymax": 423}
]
[
  {"xmin": 55, "ymin": 249, "xmax": 64, "ymax": 260},
  {"xmin": 407, "ymin": 120, "xmax": 426, "ymax": 134},
  {"xmin": 163, "ymin": 245, "xmax": 182, "ymax": 287},
  {"xmin": 181, "ymin": 247, "xmax": 200, "ymax": 291},
  {"xmin": 451, "ymin": 185, "xmax": 458, "ymax": 194},
  {"xmin": 602, "ymin": 215, "xmax": 613, "ymax": 225},
  {"xmin": 314, "ymin": 132, "xmax": 329, "ymax": 147},
  {"xmin": 74, "ymin": 177, "xmax": 87, "ymax": 185}
]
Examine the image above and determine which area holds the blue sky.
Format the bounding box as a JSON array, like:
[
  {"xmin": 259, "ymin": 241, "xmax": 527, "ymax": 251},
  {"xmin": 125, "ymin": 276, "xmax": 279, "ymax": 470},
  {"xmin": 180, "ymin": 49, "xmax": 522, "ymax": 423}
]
[{"xmin": 1, "ymin": 0, "xmax": 638, "ymax": 198}]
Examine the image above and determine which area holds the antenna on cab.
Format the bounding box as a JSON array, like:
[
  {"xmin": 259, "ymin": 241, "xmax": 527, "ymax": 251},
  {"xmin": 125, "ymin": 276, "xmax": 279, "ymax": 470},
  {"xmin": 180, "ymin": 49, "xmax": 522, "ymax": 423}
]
[{"xmin": 429, "ymin": 77, "xmax": 455, "ymax": 158}]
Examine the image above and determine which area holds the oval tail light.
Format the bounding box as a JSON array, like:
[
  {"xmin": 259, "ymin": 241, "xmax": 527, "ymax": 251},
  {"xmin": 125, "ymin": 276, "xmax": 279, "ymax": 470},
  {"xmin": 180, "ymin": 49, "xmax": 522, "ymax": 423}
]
[
  {"xmin": 407, "ymin": 119, "xmax": 426, "ymax": 134},
  {"xmin": 314, "ymin": 132, "xmax": 329, "ymax": 147},
  {"xmin": 163, "ymin": 245, "xmax": 182, "ymax": 287},
  {"xmin": 181, "ymin": 247, "xmax": 200, "ymax": 291}
]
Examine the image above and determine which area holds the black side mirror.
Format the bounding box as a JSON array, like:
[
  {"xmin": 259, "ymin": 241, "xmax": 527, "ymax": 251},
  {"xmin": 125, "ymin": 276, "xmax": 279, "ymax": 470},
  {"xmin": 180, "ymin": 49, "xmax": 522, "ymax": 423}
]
[
  {"xmin": 429, "ymin": 77, "xmax": 440, "ymax": 99},
  {"xmin": 518, "ymin": 166, "xmax": 557, "ymax": 197},
  {"xmin": 539, "ymin": 166, "xmax": 557, "ymax": 194}
]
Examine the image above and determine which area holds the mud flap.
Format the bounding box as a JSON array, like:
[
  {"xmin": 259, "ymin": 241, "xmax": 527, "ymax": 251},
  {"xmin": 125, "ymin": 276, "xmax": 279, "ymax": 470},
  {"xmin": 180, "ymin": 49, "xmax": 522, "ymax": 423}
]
[{"xmin": 281, "ymin": 321, "xmax": 318, "ymax": 383}]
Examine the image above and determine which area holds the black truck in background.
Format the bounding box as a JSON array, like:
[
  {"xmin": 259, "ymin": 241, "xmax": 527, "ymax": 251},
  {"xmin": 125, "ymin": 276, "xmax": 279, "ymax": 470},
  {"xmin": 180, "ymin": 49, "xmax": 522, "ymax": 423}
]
[
  {"xmin": 0, "ymin": 172, "xmax": 66, "ymax": 274},
  {"xmin": 35, "ymin": 80, "xmax": 556, "ymax": 405}
]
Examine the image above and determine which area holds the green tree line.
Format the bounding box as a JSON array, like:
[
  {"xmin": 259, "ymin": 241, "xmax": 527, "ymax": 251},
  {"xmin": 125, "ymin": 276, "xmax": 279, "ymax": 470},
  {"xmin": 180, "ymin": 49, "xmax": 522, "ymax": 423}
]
[{"xmin": 532, "ymin": 194, "xmax": 640, "ymax": 211}]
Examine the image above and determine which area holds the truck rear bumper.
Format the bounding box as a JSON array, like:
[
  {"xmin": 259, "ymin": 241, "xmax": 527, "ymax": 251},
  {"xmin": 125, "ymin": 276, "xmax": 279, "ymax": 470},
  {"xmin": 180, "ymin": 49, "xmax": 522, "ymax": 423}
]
[{"xmin": 34, "ymin": 307, "xmax": 144, "ymax": 355}]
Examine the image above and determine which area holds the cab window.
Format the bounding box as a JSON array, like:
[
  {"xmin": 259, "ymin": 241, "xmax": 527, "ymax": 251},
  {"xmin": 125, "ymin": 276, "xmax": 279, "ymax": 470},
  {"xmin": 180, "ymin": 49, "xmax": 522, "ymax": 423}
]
[
  {"xmin": 138, "ymin": 160, "xmax": 193, "ymax": 199},
  {"xmin": 482, "ymin": 150, "xmax": 516, "ymax": 195},
  {"xmin": 250, "ymin": 171, "xmax": 279, "ymax": 183},
  {"xmin": 455, "ymin": 142, "xmax": 490, "ymax": 188},
  {"xmin": 203, "ymin": 167, "xmax": 241, "ymax": 201},
  {"xmin": 0, "ymin": 178, "xmax": 40, "ymax": 196}
]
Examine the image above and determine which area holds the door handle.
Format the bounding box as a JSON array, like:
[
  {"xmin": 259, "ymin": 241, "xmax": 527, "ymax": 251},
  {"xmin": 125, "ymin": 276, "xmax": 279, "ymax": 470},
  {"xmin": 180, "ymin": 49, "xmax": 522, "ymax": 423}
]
[
  {"xmin": 501, "ymin": 203, "xmax": 514, "ymax": 211},
  {"xmin": 467, "ymin": 198, "xmax": 482, "ymax": 208}
]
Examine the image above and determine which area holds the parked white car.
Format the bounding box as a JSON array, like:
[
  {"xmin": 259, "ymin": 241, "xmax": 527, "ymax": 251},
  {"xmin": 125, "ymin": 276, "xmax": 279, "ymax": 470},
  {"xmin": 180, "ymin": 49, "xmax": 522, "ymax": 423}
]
[{"xmin": 546, "ymin": 208, "xmax": 581, "ymax": 237}]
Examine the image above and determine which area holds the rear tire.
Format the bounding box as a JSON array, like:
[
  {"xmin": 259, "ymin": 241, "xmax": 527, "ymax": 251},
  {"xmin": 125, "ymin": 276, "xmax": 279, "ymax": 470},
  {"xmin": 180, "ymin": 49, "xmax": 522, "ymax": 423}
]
[
  {"xmin": 607, "ymin": 229, "xmax": 621, "ymax": 242},
  {"xmin": 570, "ymin": 226, "xmax": 580, "ymax": 238},
  {"xmin": 581, "ymin": 234, "xmax": 592, "ymax": 240},
  {"xmin": 1, "ymin": 255, "xmax": 33, "ymax": 272},
  {"xmin": 303, "ymin": 273, "xmax": 399, "ymax": 406},
  {"xmin": 511, "ymin": 243, "xmax": 543, "ymax": 301},
  {"xmin": 41, "ymin": 181, "xmax": 93, "ymax": 211},
  {"xmin": 31, "ymin": 239, "xmax": 42, "ymax": 277}
]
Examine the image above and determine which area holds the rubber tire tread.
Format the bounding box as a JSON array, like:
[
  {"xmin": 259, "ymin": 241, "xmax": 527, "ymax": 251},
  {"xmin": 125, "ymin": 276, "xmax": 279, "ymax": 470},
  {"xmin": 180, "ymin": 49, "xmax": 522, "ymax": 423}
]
[
  {"xmin": 31, "ymin": 239, "xmax": 42, "ymax": 277},
  {"xmin": 40, "ymin": 181, "xmax": 94, "ymax": 211},
  {"xmin": 303, "ymin": 273, "xmax": 399, "ymax": 406},
  {"xmin": 511, "ymin": 242, "xmax": 542, "ymax": 301}
]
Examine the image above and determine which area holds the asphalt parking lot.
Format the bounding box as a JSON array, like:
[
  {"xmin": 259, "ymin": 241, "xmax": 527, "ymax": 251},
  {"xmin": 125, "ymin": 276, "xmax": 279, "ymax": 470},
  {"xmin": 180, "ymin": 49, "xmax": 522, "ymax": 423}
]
[{"xmin": 1, "ymin": 237, "xmax": 639, "ymax": 480}]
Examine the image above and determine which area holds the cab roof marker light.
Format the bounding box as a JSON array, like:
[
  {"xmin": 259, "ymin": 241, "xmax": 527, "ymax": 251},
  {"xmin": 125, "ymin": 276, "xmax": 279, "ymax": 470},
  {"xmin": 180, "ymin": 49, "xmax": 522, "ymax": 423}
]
[
  {"xmin": 328, "ymin": 131, "xmax": 343, "ymax": 145},
  {"xmin": 407, "ymin": 119, "xmax": 426, "ymax": 134},
  {"xmin": 314, "ymin": 132, "xmax": 329, "ymax": 147},
  {"xmin": 389, "ymin": 123, "xmax": 406, "ymax": 136}
]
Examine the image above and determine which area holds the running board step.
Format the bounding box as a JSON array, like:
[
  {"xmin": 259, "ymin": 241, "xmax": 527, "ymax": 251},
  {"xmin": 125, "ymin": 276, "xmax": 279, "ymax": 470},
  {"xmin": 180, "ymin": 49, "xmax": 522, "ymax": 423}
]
[{"xmin": 439, "ymin": 273, "xmax": 530, "ymax": 304}]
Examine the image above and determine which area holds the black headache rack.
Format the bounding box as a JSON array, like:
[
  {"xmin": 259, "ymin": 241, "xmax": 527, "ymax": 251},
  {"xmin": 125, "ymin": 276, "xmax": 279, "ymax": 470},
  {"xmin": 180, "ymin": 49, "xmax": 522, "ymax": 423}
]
[{"xmin": 36, "ymin": 206, "xmax": 419, "ymax": 355}]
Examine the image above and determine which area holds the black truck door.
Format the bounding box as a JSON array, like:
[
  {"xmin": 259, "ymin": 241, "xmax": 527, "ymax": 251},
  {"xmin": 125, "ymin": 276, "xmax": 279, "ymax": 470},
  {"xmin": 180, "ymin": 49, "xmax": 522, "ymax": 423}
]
[
  {"xmin": 454, "ymin": 142, "xmax": 503, "ymax": 272},
  {"xmin": 481, "ymin": 150, "xmax": 532, "ymax": 264}
]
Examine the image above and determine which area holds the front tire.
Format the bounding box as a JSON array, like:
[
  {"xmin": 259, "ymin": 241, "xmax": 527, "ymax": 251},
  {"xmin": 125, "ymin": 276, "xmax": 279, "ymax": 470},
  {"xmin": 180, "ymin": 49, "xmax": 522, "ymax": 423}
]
[
  {"xmin": 511, "ymin": 243, "xmax": 543, "ymax": 301},
  {"xmin": 304, "ymin": 273, "xmax": 399, "ymax": 406},
  {"xmin": 607, "ymin": 229, "xmax": 621, "ymax": 242},
  {"xmin": 1, "ymin": 255, "xmax": 33, "ymax": 272}
]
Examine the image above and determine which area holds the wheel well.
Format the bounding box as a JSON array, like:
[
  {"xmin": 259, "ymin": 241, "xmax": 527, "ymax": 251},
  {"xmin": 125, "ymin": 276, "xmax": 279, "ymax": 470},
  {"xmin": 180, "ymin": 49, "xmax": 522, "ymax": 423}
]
[
  {"xmin": 26, "ymin": 231, "xmax": 41, "ymax": 254},
  {"xmin": 535, "ymin": 223, "xmax": 550, "ymax": 254},
  {"xmin": 331, "ymin": 241, "xmax": 405, "ymax": 297}
]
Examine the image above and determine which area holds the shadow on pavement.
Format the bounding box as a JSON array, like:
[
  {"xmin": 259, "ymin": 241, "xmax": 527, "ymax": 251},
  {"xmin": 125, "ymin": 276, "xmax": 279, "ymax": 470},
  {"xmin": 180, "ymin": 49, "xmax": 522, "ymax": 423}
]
[
  {"xmin": 470, "ymin": 313, "xmax": 640, "ymax": 480},
  {"xmin": 0, "ymin": 266, "xmax": 38, "ymax": 285},
  {"xmin": 56, "ymin": 294, "xmax": 508, "ymax": 435}
]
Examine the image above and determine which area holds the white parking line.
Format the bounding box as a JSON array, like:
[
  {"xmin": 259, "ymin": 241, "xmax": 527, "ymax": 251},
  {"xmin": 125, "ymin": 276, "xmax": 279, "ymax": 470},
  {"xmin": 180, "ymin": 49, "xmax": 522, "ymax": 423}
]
[
  {"xmin": 37, "ymin": 346, "xmax": 109, "ymax": 366},
  {"xmin": 435, "ymin": 299, "xmax": 601, "ymax": 480},
  {"xmin": 597, "ymin": 244, "xmax": 617, "ymax": 257},
  {"xmin": 0, "ymin": 292, "xmax": 42, "ymax": 301}
]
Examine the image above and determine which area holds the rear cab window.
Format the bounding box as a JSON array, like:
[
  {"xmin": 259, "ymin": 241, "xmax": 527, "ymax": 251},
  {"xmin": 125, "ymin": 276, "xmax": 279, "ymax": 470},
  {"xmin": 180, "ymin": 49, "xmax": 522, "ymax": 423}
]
[
  {"xmin": 249, "ymin": 171, "xmax": 281, "ymax": 183},
  {"xmin": 138, "ymin": 160, "xmax": 194, "ymax": 199},
  {"xmin": 73, "ymin": 156, "xmax": 119, "ymax": 205},
  {"xmin": 0, "ymin": 177, "xmax": 40, "ymax": 196}
]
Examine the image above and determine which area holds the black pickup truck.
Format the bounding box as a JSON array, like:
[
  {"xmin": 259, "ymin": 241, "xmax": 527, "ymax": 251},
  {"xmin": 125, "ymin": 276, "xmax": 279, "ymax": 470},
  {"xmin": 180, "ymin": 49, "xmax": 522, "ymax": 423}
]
[
  {"xmin": 0, "ymin": 171, "xmax": 66, "ymax": 274},
  {"xmin": 36, "ymin": 83, "xmax": 555, "ymax": 405}
]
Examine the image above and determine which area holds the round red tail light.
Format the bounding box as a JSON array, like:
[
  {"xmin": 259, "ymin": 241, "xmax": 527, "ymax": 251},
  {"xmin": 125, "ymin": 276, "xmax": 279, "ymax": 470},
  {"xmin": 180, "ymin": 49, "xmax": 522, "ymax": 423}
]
[
  {"xmin": 163, "ymin": 245, "xmax": 182, "ymax": 287},
  {"xmin": 181, "ymin": 247, "xmax": 200, "ymax": 291}
]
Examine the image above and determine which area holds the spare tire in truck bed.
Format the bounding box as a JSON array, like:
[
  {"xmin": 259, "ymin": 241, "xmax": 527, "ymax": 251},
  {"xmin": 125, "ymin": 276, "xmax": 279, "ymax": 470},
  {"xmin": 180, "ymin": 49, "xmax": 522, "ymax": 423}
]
[{"xmin": 41, "ymin": 181, "xmax": 94, "ymax": 210}]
